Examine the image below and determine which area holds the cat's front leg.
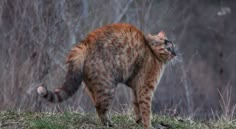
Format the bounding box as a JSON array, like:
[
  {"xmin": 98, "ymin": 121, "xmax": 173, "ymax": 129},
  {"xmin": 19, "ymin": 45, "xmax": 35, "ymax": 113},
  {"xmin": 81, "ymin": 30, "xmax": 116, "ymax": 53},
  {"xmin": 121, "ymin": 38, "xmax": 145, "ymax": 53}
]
[{"xmin": 137, "ymin": 86, "xmax": 154, "ymax": 129}]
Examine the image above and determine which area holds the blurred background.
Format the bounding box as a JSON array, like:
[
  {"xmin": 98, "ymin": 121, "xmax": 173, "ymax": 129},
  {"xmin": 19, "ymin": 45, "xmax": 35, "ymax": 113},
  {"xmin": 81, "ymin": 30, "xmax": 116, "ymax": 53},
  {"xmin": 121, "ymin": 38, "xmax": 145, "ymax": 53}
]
[{"xmin": 0, "ymin": 0, "xmax": 235, "ymax": 120}]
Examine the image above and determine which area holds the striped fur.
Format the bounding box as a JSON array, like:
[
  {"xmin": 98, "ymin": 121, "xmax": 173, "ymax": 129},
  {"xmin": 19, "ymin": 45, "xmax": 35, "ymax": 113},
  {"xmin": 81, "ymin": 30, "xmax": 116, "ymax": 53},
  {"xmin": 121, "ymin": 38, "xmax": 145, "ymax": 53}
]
[
  {"xmin": 37, "ymin": 23, "xmax": 176, "ymax": 128},
  {"xmin": 37, "ymin": 62, "xmax": 83, "ymax": 102}
]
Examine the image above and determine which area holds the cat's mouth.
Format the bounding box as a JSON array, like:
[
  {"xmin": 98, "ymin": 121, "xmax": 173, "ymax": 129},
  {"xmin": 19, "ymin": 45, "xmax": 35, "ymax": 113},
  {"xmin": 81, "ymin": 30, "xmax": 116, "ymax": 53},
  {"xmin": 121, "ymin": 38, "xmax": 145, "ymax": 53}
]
[{"xmin": 165, "ymin": 39, "xmax": 176, "ymax": 58}]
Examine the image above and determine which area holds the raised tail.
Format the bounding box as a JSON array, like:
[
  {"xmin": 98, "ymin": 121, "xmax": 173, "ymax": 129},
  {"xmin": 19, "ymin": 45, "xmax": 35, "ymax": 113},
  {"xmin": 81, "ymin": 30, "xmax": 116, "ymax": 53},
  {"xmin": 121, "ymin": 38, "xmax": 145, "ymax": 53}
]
[{"xmin": 37, "ymin": 43, "xmax": 87, "ymax": 103}]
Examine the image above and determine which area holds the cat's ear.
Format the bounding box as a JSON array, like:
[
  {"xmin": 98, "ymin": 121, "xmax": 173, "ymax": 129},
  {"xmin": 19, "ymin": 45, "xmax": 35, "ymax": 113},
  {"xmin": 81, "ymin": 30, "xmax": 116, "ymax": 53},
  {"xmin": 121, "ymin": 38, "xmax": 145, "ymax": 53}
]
[
  {"xmin": 157, "ymin": 31, "xmax": 166, "ymax": 38},
  {"xmin": 145, "ymin": 34, "xmax": 156, "ymax": 45},
  {"xmin": 145, "ymin": 33, "xmax": 154, "ymax": 42}
]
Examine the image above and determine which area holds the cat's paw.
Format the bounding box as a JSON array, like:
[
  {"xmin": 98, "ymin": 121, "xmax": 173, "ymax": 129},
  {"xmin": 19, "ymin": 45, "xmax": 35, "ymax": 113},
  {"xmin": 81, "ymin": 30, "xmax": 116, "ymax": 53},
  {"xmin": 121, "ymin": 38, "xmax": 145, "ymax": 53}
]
[
  {"xmin": 103, "ymin": 120, "xmax": 115, "ymax": 127},
  {"xmin": 136, "ymin": 119, "xmax": 142, "ymax": 124},
  {"xmin": 153, "ymin": 122, "xmax": 171, "ymax": 129}
]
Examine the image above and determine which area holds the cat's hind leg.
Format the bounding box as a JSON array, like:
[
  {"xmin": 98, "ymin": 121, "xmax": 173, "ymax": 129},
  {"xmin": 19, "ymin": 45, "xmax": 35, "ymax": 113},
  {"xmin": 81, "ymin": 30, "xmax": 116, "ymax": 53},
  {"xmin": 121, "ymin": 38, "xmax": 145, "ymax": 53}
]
[{"xmin": 84, "ymin": 78, "xmax": 116, "ymax": 127}]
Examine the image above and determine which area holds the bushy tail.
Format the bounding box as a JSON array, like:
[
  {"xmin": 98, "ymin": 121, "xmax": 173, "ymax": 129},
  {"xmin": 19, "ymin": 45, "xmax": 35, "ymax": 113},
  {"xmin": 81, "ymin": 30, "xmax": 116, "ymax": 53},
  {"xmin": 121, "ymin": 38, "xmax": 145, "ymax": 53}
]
[{"xmin": 37, "ymin": 43, "xmax": 87, "ymax": 102}]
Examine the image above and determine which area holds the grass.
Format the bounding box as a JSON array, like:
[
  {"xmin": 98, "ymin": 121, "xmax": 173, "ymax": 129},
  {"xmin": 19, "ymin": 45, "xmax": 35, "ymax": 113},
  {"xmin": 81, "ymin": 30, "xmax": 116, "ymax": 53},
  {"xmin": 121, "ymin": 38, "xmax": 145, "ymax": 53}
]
[{"xmin": 0, "ymin": 111, "xmax": 236, "ymax": 129}]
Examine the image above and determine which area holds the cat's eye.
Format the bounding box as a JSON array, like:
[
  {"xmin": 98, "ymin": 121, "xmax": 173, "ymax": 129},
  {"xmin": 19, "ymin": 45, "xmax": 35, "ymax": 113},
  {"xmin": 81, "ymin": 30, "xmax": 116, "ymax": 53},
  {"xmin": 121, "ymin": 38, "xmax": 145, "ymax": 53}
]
[
  {"xmin": 164, "ymin": 39, "xmax": 173, "ymax": 46},
  {"xmin": 164, "ymin": 40, "xmax": 167, "ymax": 45},
  {"xmin": 164, "ymin": 39, "xmax": 169, "ymax": 45}
]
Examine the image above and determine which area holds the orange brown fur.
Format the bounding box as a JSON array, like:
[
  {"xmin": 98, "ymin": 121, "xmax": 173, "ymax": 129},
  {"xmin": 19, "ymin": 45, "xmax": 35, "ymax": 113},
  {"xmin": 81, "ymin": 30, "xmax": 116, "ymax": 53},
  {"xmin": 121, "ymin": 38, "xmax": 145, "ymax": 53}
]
[{"xmin": 37, "ymin": 23, "xmax": 176, "ymax": 128}]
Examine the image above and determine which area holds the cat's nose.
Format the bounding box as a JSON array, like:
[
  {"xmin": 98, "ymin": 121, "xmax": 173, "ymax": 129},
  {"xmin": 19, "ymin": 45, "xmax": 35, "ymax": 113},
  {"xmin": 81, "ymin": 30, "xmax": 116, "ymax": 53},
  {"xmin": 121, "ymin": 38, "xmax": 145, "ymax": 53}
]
[
  {"xmin": 167, "ymin": 47, "xmax": 176, "ymax": 56},
  {"xmin": 169, "ymin": 45, "xmax": 176, "ymax": 56},
  {"xmin": 165, "ymin": 40, "xmax": 176, "ymax": 56},
  {"xmin": 171, "ymin": 49, "xmax": 176, "ymax": 56}
]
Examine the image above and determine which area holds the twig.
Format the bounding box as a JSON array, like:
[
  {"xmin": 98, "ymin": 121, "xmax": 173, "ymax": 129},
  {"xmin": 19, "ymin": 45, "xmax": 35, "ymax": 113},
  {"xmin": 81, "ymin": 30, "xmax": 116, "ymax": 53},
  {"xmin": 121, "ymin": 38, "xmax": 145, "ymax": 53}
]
[{"xmin": 113, "ymin": 0, "xmax": 133, "ymax": 23}]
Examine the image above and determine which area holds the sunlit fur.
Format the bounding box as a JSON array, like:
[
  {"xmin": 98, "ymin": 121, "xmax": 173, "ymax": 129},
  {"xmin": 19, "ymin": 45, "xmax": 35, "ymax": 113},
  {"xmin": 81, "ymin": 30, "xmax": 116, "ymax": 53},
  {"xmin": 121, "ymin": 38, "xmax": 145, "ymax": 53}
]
[{"xmin": 37, "ymin": 23, "xmax": 176, "ymax": 129}]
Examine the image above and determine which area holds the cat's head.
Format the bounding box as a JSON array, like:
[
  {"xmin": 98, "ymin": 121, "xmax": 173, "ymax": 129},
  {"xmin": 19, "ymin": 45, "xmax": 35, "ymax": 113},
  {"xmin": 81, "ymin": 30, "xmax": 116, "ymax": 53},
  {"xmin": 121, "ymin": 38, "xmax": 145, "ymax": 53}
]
[{"xmin": 145, "ymin": 31, "xmax": 176, "ymax": 63}]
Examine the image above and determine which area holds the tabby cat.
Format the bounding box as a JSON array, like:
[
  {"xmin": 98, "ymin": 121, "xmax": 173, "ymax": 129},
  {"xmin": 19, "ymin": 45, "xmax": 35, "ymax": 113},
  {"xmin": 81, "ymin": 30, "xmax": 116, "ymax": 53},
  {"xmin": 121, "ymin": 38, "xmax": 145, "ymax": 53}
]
[{"xmin": 37, "ymin": 23, "xmax": 176, "ymax": 128}]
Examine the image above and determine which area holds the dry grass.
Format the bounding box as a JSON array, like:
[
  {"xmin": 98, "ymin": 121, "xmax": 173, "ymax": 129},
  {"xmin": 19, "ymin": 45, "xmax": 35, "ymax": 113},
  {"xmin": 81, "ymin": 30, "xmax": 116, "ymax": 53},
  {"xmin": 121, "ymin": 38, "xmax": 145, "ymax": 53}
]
[
  {"xmin": 2, "ymin": 111, "xmax": 235, "ymax": 129},
  {"xmin": 0, "ymin": 0, "xmax": 235, "ymax": 122}
]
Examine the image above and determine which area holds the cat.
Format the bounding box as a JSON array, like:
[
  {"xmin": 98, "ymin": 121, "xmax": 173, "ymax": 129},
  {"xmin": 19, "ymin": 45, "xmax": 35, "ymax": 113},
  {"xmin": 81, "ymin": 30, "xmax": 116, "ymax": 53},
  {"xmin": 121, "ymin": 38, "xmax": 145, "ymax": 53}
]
[{"xmin": 37, "ymin": 23, "xmax": 176, "ymax": 128}]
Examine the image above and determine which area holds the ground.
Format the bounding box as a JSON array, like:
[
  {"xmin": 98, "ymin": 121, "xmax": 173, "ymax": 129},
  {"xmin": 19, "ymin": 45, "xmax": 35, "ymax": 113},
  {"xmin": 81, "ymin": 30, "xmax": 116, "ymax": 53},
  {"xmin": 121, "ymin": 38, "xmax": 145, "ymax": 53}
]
[{"xmin": 0, "ymin": 111, "xmax": 235, "ymax": 129}]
